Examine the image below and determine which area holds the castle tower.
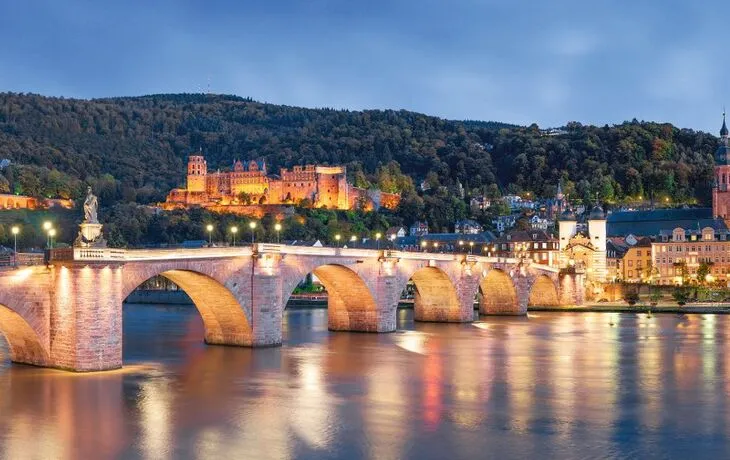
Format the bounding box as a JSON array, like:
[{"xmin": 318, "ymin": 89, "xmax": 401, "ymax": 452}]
[
  {"xmin": 713, "ymin": 111, "xmax": 730, "ymax": 227},
  {"xmin": 187, "ymin": 154, "xmax": 207, "ymax": 193}
]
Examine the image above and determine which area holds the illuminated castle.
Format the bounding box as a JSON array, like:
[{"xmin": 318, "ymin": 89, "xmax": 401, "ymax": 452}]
[{"xmin": 163, "ymin": 154, "xmax": 400, "ymax": 211}]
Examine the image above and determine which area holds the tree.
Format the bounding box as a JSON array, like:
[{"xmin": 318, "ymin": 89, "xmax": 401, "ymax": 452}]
[
  {"xmin": 17, "ymin": 168, "xmax": 42, "ymax": 197},
  {"xmin": 672, "ymin": 287, "xmax": 689, "ymax": 306},
  {"xmin": 624, "ymin": 288, "xmax": 640, "ymax": 306},
  {"xmin": 697, "ymin": 261, "xmax": 714, "ymax": 284},
  {"xmin": 649, "ymin": 286, "xmax": 662, "ymax": 306},
  {"xmin": 238, "ymin": 192, "xmax": 253, "ymax": 205}
]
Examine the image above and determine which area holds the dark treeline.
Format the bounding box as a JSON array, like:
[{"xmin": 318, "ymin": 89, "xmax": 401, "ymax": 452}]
[{"xmin": 0, "ymin": 92, "xmax": 720, "ymax": 239}]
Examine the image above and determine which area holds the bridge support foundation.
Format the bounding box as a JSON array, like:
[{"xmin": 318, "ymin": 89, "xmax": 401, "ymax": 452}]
[{"xmin": 50, "ymin": 263, "xmax": 124, "ymax": 372}]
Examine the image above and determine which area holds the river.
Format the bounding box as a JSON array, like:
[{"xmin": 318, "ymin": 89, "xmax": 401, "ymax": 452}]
[{"xmin": 0, "ymin": 305, "xmax": 728, "ymax": 459}]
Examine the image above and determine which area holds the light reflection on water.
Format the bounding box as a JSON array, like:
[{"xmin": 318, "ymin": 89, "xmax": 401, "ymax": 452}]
[{"xmin": 1, "ymin": 306, "xmax": 730, "ymax": 459}]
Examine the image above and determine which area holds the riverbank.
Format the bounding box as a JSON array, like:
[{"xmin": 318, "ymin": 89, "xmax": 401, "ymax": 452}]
[{"xmin": 532, "ymin": 303, "xmax": 730, "ymax": 314}]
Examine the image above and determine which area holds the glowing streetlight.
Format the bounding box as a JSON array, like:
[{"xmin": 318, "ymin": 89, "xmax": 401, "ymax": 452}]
[
  {"xmin": 421, "ymin": 240, "xmax": 428, "ymax": 252},
  {"xmin": 469, "ymin": 241, "xmax": 474, "ymax": 254},
  {"xmin": 459, "ymin": 240, "xmax": 464, "ymax": 252},
  {"xmin": 230, "ymin": 226, "xmax": 238, "ymax": 246},
  {"xmin": 11, "ymin": 226, "xmax": 19, "ymax": 266},
  {"xmin": 274, "ymin": 223, "xmax": 282, "ymax": 244},
  {"xmin": 43, "ymin": 221, "xmax": 52, "ymax": 248},
  {"xmin": 433, "ymin": 242, "xmax": 439, "ymax": 252},
  {"xmin": 206, "ymin": 224, "xmax": 214, "ymax": 246},
  {"xmin": 375, "ymin": 232, "xmax": 382, "ymax": 249},
  {"xmin": 335, "ymin": 234, "xmax": 341, "ymax": 247},
  {"xmin": 48, "ymin": 228, "xmax": 56, "ymax": 249},
  {"xmin": 249, "ymin": 221, "xmax": 257, "ymax": 244}
]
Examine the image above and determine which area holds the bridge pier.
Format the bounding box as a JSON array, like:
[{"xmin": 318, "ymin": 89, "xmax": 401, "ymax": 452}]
[
  {"xmin": 558, "ymin": 273, "xmax": 585, "ymax": 306},
  {"xmin": 50, "ymin": 263, "xmax": 124, "ymax": 372},
  {"xmin": 250, "ymin": 271, "xmax": 285, "ymax": 346}
]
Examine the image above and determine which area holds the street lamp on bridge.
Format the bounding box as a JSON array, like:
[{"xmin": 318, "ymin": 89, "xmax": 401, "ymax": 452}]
[
  {"xmin": 230, "ymin": 226, "xmax": 238, "ymax": 246},
  {"xmin": 48, "ymin": 228, "xmax": 56, "ymax": 249},
  {"xmin": 335, "ymin": 234, "xmax": 341, "ymax": 247},
  {"xmin": 206, "ymin": 224, "xmax": 214, "ymax": 246},
  {"xmin": 249, "ymin": 221, "xmax": 257, "ymax": 244},
  {"xmin": 43, "ymin": 221, "xmax": 52, "ymax": 248},
  {"xmin": 274, "ymin": 223, "xmax": 282, "ymax": 244},
  {"xmin": 11, "ymin": 226, "xmax": 19, "ymax": 267},
  {"xmin": 375, "ymin": 232, "xmax": 382, "ymax": 249},
  {"xmin": 420, "ymin": 240, "xmax": 427, "ymax": 252}
]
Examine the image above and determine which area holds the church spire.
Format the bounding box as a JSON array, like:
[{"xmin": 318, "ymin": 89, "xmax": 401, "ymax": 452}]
[{"xmin": 721, "ymin": 108, "xmax": 729, "ymax": 139}]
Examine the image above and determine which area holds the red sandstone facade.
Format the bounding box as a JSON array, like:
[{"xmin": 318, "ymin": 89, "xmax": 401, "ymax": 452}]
[
  {"xmin": 162, "ymin": 155, "xmax": 400, "ymax": 212},
  {"xmin": 0, "ymin": 246, "xmax": 582, "ymax": 372}
]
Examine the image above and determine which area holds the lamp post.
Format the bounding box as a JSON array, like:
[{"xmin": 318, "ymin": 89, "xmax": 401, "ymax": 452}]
[
  {"xmin": 249, "ymin": 221, "xmax": 257, "ymax": 244},
  {"xmin": 433, "ymin": 242, "xmax": 439, "ymax": 252},
  {"xmin": 459, "ymin": 240, "xmax": 464, "ymax": 253},
  {"xmin": 11, "ymin": 226, "xmax": 19, "ymax": 267},
  {"xmin": 206, "ymin": 224, "xmax": 214, "ymax": 246},
  {"xmin": 230, "ymin": 226, "xmax": 238, "ymax": 246},
  {"xmin": 43, "ymin": 221, "xmax": 52, "ymax": 248},
  {"xmin": 421, "ymin": 240, "xmax": 427, "ymax": 252},
  {"xmin": 375, "ymin": 232, "xmax": 382, "ymax": 250},
  {"xmin": 350, "ymin": 235, "xmax": 357, "ymax": 248},
  {"xmin": 48, "ymin": 228, "xmax": 56, "ymax": 249},
  {"xmin": 335, "ymin": 234, "xmax": 341, "ymax": 247},
  {"xmin": 274, "ymin": 223, "xmax": 282, "ymax": 244},
  {"xmin": 469, "ymin": 241, "xmax": 474, "ymax": 254}
]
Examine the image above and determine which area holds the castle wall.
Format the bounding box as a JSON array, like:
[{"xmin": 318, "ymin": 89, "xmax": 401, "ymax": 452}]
[{"xmin": 165, "ymin": 155, "xmax": 399, "ymax": 212}]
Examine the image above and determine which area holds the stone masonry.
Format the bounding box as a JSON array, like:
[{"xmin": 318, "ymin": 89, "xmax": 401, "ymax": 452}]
[{"xmin": 0, "ymin": 246, "xmax": 579, "ymax": 372}]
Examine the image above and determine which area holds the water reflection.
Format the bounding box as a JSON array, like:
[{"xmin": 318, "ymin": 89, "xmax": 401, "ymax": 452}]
[{"xmin": 1, "ymin": 307, "xmax": 730, "ymax": 458}]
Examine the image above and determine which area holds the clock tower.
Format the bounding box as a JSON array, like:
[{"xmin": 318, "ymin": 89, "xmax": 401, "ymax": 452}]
[{"xmin": 713, "ymin": 111, "xmax": 730, "ymax": 226}]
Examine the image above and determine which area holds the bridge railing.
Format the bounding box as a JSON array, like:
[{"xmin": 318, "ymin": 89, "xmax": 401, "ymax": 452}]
[
  {"xmin": 46, "ymin": 246, "xmax": 255, "ymax": 263},
  {"xmin": 0, "ymin": 252, "xmax": 45, "ymax": 267}
]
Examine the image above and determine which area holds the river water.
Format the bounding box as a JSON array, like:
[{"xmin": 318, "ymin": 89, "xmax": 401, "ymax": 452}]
[{"xmin": 1, "ymin": 306, "xmax": 729, "ymax": 459}]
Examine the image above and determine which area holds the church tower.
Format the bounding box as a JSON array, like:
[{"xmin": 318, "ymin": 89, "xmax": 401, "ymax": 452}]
[{"xmin": 712, "ymin": 112, "xmax": 730, "ymax": 227}]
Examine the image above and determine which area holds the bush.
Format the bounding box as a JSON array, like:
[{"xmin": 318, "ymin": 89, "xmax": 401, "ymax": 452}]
[
  {"xmin": 649, "ymin": 287, "xmax": 662, "ymax": 306},
  {"xmin": 624, "ymin": 291, "xmax": 640, "ymax": 306},
  {"xmin": 672, "ymin": 287, "xmax": 689, "ymax": 306}
]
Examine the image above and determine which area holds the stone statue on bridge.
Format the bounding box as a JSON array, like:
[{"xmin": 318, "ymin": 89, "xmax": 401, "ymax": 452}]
[
  {"xmin": 74, "ymin": 186, "xmax": 106, "ymax": 248},
  {"xmin": 83, "ymin": 186, "xmax": 99, "ymax": 224}
]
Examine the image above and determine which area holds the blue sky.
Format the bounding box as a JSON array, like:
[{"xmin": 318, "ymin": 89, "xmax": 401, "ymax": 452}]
[{"xmin": 0, "ymin": 0, "xmax": 728, "ymax": 133}]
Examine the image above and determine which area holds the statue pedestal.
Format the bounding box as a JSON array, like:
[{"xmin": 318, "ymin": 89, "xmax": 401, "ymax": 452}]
[{"xmin": 75, "ymin": 223, "xmax": 106, "ymax": 248}]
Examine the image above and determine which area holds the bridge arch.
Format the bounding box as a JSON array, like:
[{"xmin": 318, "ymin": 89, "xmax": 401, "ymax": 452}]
[
  {"xmin": 0, "ymin": 304, "xmax": 49, "ymax": 366},
  {"xmin": 479, "ymin": 268, "xmax": 520, "ymax": 315},
  {"xmin": 284, "ymin": 263, "xmax": 379, "ymax": 332},
  {"xmin": 124, "ymin": 269, "xmax": 252, "ymax": 346},
  {"xmin": 408, "ymin": 266, "xmax": 461, "ymax": 322},
  {"xmin": 527, "ymin": 274, "xmax": 560, "ymax": 307}
]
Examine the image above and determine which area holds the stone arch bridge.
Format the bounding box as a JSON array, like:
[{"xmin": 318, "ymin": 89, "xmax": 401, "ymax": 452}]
[{"xmin": 0, "ymin": 245, "xmax": 584, "ymax": 372}]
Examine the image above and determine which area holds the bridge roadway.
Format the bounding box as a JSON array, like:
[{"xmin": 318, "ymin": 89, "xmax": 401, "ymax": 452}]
[{"xmin": 0, "ymin": 244, "xmax": 584, "ymax": 372}]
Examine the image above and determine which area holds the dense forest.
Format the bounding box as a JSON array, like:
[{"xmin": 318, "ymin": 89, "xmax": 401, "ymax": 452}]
[{"xmin": 0, "ymin": 91, "xmax": 722, "ymax": 245}]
